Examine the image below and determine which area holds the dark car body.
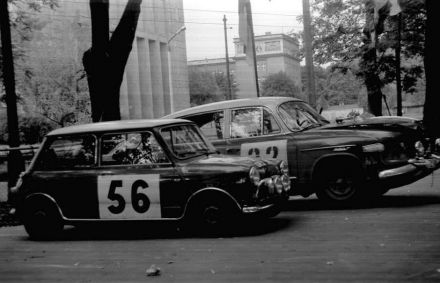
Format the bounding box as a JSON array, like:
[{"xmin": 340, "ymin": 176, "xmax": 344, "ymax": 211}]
[
  {"xmin": 10, "ymin": 119, "xmax": 290, "ymax": 238},
  {"xmin": 164, "ymin": 97, "xmax": 440, "ymax": 203}
]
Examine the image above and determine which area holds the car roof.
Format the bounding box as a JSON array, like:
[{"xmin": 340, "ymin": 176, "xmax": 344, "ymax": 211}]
[
  {"xmin": 47, "ymin": 119, "xmax": 190, "ymax": 136},
  {"xmin": 163, "ymin": 96, "xmax": 302, "ymax": 118}
]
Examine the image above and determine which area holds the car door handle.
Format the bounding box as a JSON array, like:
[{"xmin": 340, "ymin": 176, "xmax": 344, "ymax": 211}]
[{"xmin": 226, "ymin": 148, "xmax": 240, "ymax": 154}]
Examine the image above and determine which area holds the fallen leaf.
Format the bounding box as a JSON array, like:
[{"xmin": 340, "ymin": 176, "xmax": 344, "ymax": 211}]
[{"xmin": 146, "ymin": 264, "xmax": 161, "ymax": 276}]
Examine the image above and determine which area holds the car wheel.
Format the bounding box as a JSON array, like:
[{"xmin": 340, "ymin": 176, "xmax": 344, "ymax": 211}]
[
  {"xmin": 186, "ymin": 198, "xmax": 237, "ymax": 235},
  {"xmin": 315, "ymin": 166, "xmax": 363, "ymax": 204},
  {"xmin": 23, "ymin": 202, "xmax": 63, "ymax": 240}
]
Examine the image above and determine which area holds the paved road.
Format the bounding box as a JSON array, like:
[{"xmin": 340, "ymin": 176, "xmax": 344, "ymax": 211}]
[{"xmin": 1, "ymin": 171, "xmax": 440, "ymax": 282}]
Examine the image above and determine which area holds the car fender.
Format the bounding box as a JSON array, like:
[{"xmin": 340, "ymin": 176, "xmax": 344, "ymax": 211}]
[
  {"xmin": 182, "ymin": 187, "xmax": 241, "ymax": 218},
  {"xmin": 21, "ymin": 193, "xmax": 65, "ymax": 220},
  {"xmin": 311, "ymin": 152, "xmax": 363, "ymax": 182}
]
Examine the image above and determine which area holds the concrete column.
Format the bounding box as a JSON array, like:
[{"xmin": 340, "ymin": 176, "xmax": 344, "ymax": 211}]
[
  {"xmin": 137, "ymin": 37, "xmax": 154, "ymax": 119},
  {"xmin": 126, "ymin": 37, "xmax": 142, "ymax": 119},
  {"xmin": 149, "ymin": 40, "xmax": 164, "ymax": 117}
]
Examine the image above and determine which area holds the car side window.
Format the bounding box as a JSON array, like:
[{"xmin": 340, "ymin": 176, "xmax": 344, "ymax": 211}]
[
  {"xmin": 231, "ymin": 107, "xmax": 279, "ymax": 138},
  {"xmin": 231, "ymin": 108, "xmax": 262, "ymax": 138},
  {"xmin": 36, "ymin": 135, "xmax": 96, "ymax": 170},
  {"xmin": 101, "ymin": 132, "xmax": 169, "ymax": 166},
  {"xmin": 185, "ymin": 112, "xmax": 225, "ymax": 140}
]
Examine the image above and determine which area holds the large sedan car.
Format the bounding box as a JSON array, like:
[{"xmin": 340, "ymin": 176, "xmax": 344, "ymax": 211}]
[
  {"xmin": 164, "ymin": 97, "xmax": 440, "ymax": 204},
  {"xmin": 9, "ymin": 119, "xmax": 290, "ymax": 239}
]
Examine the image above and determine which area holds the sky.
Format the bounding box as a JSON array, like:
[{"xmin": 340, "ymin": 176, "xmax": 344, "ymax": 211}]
[{"xmin": 182, "ymin": 0, "xmax": 304, "ymax": 61}]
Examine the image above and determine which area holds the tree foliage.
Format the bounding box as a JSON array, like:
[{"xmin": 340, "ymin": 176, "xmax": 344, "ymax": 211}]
[
  {"xmin": 310, "ymin": 65, "xmax": 365, "ymax": 108},
  {"xmin": 0, "ymin": 0, "xmax": 58, "ymax": 85},
  {"xmin": 189, "ymin": 70, "xmax": 239, "ymax": 106},
  {"xmin": 261, "ymin": 72, "xmax": 302, "ymax": 99},
  {"xmin": 19, "ymin": 16, "xmax": 91, "ymax": 127},
  {"xmin": 309, "ymin": 0, "xmax": 426, "ymax": 115},
  {"xmin": 214, "ymin": 72, "xmax": 238, "ymax": 100},
  {"xmin": 189, "ymin": 70, "xmax": 220, "ymax": 106}
]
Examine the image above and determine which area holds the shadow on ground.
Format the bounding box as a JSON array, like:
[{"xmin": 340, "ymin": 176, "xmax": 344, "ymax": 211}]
[
  {"xmin": 22, "ymin": 216, "xmax": 295, "ymax": 242},
  {"xmin": 284, "ymin": 194, "xmax": 440, "ymax": 211}
]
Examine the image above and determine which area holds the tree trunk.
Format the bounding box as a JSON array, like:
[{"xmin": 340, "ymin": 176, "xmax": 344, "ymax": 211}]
[
  {"xmin": 360, "ymin": 0, "xmax": 384, "ymax": 116},
  {"xmin": 83, "ymin": 0, "xmax": 142, "ymax": 122},
  {"xmin": 422, "ymin": 0, "xmax": 439, "ymax": 138}
]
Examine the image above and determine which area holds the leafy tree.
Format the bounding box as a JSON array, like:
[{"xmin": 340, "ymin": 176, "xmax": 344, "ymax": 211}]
[
  {"xmin": 213, "ymin": 72, "xmax": 238, "ymax": 100},
  {"xmin": 189, "ymin": 70, "xmax": 221, "ymax": 106},
  {"xmin": 261, "ymin": 71, "xmax": 302, "ymax": 99},
  {"xmin": 83, "ymin": 0, "xmax": 142, "ymax": 122},
  {"xmin": 0, "ymin": 0, "xmax": 58, "ymax": 89},
  {"xmin": 311, "ymin": 65, "xmax": 365, "ymax": 107},
  {"xmin": 309, "ymin": 0, "xmax": 426, "ymax": 115},
  {"xmin": 19, "ymin": 17, "xmax": 91, "ymax": 127}
]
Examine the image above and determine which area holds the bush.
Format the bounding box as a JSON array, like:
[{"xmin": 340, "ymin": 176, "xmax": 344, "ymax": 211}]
[{"xmin": 0, "ymin": 116, "xmax": 56, "ymax": 145}]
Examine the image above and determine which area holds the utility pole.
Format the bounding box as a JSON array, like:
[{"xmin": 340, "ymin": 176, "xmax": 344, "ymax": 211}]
[
  {"xmin": 0, "ymin": 0, "xmax": 25, "ymax": 193},
  {"xmin": 167, "ymin": 25, "xmax": 186, "ymax": 113},
  {"xmin": 302, "ymin": 0, "xmax": 316, "ymax": 108},
  {"xmin": 223, "ymin": 15, "xmax": 232, "ymax": 100},
  {"xmin": 395, "ymin": 13, "xmax": 402, "ymax": 116}
]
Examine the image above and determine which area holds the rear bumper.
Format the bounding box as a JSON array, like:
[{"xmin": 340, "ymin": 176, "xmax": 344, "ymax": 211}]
[{"xmin": 378, "ymin": 156, "xmax": 440, "ymax": 189}]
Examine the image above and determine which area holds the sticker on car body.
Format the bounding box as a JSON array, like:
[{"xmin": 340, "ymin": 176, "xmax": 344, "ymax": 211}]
[
  {"xmin": 240, "ymin": 140, "xmax": 288, "ymax": 163},
  {"xmin": 98, "ymin": 174, "xmax": 161, "ymax": 219}
]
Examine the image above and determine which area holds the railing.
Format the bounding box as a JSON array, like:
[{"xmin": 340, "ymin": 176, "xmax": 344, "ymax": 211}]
[
  {"xmin": 0, "ymin": 145, "xmax": 40, "ymax": 182},
  {"xmin": 0, "ymin": 145, "xmax": 40, "ymax": 161}
]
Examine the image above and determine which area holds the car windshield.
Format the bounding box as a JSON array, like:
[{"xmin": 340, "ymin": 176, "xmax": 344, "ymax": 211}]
[
  {"xmin": 161, "ymin": 124, "xmax": 215, "ymax": 159},
  {"xmin": 278, "ymin": 101, "xmax": 329, "ymax": 132}
]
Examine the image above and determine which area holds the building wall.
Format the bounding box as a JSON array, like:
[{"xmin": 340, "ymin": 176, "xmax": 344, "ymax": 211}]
[{"xmin": 44, "ymin": 0, "xmax": 190, "ymax": 119}]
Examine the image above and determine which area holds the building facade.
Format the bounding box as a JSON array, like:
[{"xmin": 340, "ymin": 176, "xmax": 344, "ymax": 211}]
[
  {"xmin": 188, "ymin": 33, "xmax": 301, "ymax": 99},
  {"xmin": 38, "ymin": 0, "xmax": 190, "ymax": 120}
]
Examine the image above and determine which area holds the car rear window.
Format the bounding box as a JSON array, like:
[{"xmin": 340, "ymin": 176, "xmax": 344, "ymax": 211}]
[{"xmin": 35, "ymin": 135, "xmax": 96, "ymax": 170}]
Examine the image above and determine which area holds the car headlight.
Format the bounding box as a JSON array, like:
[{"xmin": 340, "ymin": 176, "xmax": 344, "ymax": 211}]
[
  {"xmin": 249, "ymin": 166, "xmax": 261, "ymax": 186},
  {"xmin": 273, "ymin": 176, "xmax": 283, "ymax": 194},
  {"xmin": 362, "ymin": 143, "xmax": 385, "ymax": 153},
  {"xmin": 265, "ymin": 178, "xmax": 275, "ymax": 194},
  {"xmin": 278, "ymin": 160, "xmax": 289, "ymax": 175},
  {"xmin": 415, "ymin": 141, "xmax": 425, "ymax": 156},
  {"xmin": 281, "ymin": 174, "xmax": 290, "ymax": 192}
]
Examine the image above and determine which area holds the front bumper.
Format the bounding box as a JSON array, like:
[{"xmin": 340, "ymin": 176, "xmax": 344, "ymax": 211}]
[
  {"xmin": 242, "ymin": 197, "xmax": 287, "ymax": 218},
  {"xmin": 378, "ymin": 155, "xmax": 440, "ymax": 189}
]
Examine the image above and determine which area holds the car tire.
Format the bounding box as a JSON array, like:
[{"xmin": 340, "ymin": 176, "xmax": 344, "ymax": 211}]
[
  {"xmin": 186, "ymin": 197, "xmax": 237, "ymax": 235},
  {"xmin": 23, "ymin": 201, "xmax": 63, "ymax": 240},
  {"xmin": 315, "ymin": 164, "xmax": 364, "ymax": 205}
]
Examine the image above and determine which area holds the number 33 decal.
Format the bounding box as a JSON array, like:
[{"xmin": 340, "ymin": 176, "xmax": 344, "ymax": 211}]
[{"xmin": 98, "ymin": 174, "xmax": 161, "ymax": 219}]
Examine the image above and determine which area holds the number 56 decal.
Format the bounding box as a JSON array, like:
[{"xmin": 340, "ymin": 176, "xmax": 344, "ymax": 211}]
[{"xmin": 98, "ymin": 174, "xmax": 161, "ymax": 219}]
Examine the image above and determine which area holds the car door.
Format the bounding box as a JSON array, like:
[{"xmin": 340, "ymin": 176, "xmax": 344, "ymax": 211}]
[
  {"xmin": 181, "ymin": 110, "xmax": 228, "ymax": 154},
  {"xmin": 97, "ymin": 131, "xmax": 182, "ymax": 220},
  {"xmin": 226, "ymin": 107, "xmax": 290, "ymax": 163}
]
